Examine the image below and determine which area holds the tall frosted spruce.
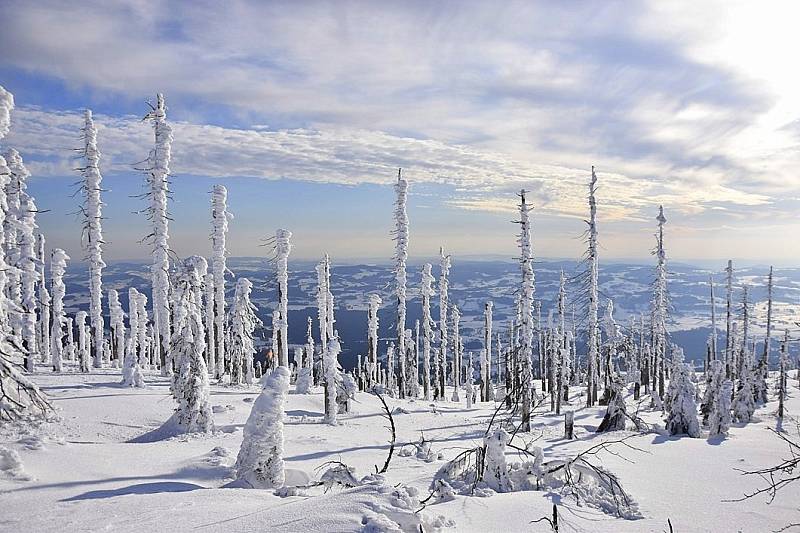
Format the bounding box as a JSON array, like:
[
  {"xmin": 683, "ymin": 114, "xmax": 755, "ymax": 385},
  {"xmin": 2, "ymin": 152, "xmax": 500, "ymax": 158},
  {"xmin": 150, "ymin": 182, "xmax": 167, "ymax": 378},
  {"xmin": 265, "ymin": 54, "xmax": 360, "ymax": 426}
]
[
  {"xmin": 210, "ymin": 184, "xmax": 231, "ymax": 377},
  {"xmin": 724, "ymin": 260, "xmax": 734, "ymax": 379},
  {"xmin": 275, "ymin": 229, "xmax": 292, "ymax": 367},
  {"xmin": 437, "ymin": 247, "xmax": 450, "ymax": 400},
  {"xmin": 393, "ymin": 169, "xmax": 409, "ymax": 396},
  {"xmin": 516, "ymin": 190, "xmax": 535, "ymax": 431},
  {"xmin": 50, "ymin": 249, "xmax": 69, "ymax": 372},
  {"xmin": 318, "ymin": 255, "xmax": 339, "ymax": 423},
  {"xmin": 482, "ymin": 301, "xmax": 493, "ymax": 402},
  {"xmin": 143, "ymin": 94, "xmax": 173, "ymax": 376},
  {"xmin": 6, "ymin": 150, "xmax": 38, "ymax": 371},
  {"xmin": 121, "ymin": 288, "xmax": 146, "ymax": 387},
  {"xmin": 0, "ymin": 85, "xmax": 51, "ymax": 421},
  {"xmin": 420, "ymin": 264, "xmax": 435, "ymax": 400},
  {"xmin": 586, "ymin": 167, "xmax": 600, "ymax": 406},
  {"xmin": 652, "ymin": 206, "xmax": 668, "ymax": 400}
]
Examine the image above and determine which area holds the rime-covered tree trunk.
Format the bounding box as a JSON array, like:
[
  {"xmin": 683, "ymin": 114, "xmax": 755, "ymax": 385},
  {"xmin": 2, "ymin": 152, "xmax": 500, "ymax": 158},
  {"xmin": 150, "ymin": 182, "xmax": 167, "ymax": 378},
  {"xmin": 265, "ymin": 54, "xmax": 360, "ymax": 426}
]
[
  {"xmin": 653, "ymin": 206, "xmax": 668, "ymax": 401},
  {"xmin": 725, "ymin": 260, "xmax": 734, "ymax": 380},
  {"xmin": 437, "ymin": 248, "xmax": 450, "ymax": 401},
  {"xmin": 108, "ymin": 289, "xmax": 125, "ymax": 368},
  {"xmin": 50, "ymin": 249, "xmax": 69, "ymax": 373},
  {"xmin": 318, "ymin": 255, "xmax": 339, "ymax": 422},
  {"xmin": 367, "ymin": 293, "xmax": 381, "ymax": 388},
  {"xmin": 36, "ymin": 233, "xmax": 50, "ymax": 364},
  {"xmin": 121, "ymin": 287, "xmax": 145, "ymax": 387},
  {"xmin": 586, "ymin": 168, "xmax": 600, "ymax": 406},
  {"xmin": 204, "ymin": 272, "xmax": 216, "ymax": 376},
  {"xmin": 451, "ymin": 306, "xmax": 461, "ymax": 402},
  {"xmin": 420, "ymin": 264, "xmax": 434, "ymax": 400},
  {"xmin": 210, "ymin": 185, "xmax": 231, "ymax": 377},
  {"xmin": 517, "ymin": 190, "xmax": 536, "ymax": 431},
  {"xmin": 482, "ymin": 301, "xmax": 493, "ymax": 402},
  {"xmin": 275, "ymin": 229, "xmax": 291, "ymax": 367},
  {"xmin": 393, "ymin": 169, "xmax": 409, "ymax": 396},
  {"xmin": 81, "ymin": 111, "xmax": 106, "ymax": 369},
  {"xmin": 75, "ymin": 311, "xmax": 89, "ymax": 373},
  {"xmin": 144, "ymin": 93, "xmax": 173, "ymax": 377}
]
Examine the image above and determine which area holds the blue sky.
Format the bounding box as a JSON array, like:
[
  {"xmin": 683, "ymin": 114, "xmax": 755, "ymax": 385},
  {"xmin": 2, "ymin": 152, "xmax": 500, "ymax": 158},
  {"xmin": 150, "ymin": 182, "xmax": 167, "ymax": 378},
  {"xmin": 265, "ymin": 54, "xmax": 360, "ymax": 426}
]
[{"xmin": 1, "ymin": 0, "xmax": 799, "ymax": 264}]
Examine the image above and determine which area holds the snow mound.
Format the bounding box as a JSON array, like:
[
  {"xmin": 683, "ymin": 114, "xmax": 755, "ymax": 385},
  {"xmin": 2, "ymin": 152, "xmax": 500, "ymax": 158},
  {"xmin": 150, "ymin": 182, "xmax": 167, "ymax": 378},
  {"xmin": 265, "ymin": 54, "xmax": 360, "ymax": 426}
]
[
  {"xmin": 0, "ymin": 446, "xmax": 33, "ymax": 481},
  {"xmin": 17, "ymin": 435, "xmax": 45, "ymax": 451}
]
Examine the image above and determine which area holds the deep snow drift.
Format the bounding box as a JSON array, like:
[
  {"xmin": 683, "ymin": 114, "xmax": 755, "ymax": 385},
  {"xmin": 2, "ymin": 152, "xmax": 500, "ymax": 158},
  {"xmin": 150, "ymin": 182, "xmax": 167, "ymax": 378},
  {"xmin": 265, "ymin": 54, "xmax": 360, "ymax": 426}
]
[{"xmin": 0, "ymin": 367, "xmax": 799, "ymax": 532}]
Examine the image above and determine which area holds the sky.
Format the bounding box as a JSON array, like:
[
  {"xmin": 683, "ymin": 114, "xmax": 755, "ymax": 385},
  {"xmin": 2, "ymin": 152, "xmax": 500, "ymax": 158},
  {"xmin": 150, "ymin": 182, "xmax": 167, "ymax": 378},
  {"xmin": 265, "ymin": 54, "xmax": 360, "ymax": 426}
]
[{"xmin": 0, "ymin": 0, "xmax": 799, "ymax": 265}]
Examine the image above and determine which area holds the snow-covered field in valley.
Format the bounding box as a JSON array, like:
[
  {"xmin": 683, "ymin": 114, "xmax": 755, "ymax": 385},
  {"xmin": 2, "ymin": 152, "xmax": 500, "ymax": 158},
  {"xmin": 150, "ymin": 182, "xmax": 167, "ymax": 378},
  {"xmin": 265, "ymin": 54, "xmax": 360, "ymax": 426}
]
[{"xmin": 1, "ymin": 368, "xmax": 798, "ymax": 533}]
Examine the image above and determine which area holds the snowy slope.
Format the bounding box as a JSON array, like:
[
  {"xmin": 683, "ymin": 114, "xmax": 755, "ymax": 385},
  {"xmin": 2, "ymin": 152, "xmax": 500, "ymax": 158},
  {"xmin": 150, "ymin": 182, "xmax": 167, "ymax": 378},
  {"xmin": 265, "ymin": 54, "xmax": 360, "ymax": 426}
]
[{"xmin": 1, "ymin": 368, "xmax": 799, "ymax": 532}]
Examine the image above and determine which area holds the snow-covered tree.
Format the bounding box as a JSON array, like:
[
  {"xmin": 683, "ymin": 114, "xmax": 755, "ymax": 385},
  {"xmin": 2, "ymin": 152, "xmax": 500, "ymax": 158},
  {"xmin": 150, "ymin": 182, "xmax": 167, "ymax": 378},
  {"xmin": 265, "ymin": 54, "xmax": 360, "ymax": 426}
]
[
  {"xmin": 143, "ymin": 94, "xmax": 173, "ymax": 376},
  {"xmin": 234, "ymin": 365, "xmax": 290, "ymax": 488},
  {"xmin": 665, "ymin": 362, "xmax": 700, "ymax": 437},
  {"xmin": 204, "ymin": 270, "xmax": 216, "ymax": 378},
  {"xmin": 393, "ymin": 169, "xmax": 409, "ymax": 396},
  {"xmin": 170, "ymin": 256, "xmax": 213, "ymax": 433},
  {"xmin": 709, "ymin": 378, "xmax": 733, "ymax": 437},
  {"xmin": 420, "ymin": 264, "xmax": 434, "ymax": 400},
  {"xmin": 324, "ymin": 335, "xmax": 342, "ymax": 425},
  {"xmin": 451, "ymin": 305, "xmax": 461, "ymax": 402},
  {"xmin": 483, "ymin": 428, "xmax": 511, "ymax": 492},
  {"xmin": 35, "ymin": 233, "xmax": 50, "ymax": 364},
  {"xmin": 652, "ymin": 206, "xmax": 669, "ymax": 402},
  {"xmin": 228, "ymin": 278, "xmax": 262, "ymax": 386},
  {"xmin": 755, "ymin": 267, "xmax": 774, "ymax": 404},
  {"xmin": 516, "ymin": 190, "xmax": 536, "ymax": 430},
  {"xmin": 732, "ymin": 358, "xmax": 755, "ymax": 423},
  {"xmin": 725, "ymin": 260, "xmax": 734, "ymax": 379},
  {"xmin": 482, "ymin": 301, "xmax": 493, "ymax": 402},
  {"xmin": 108, "ymin": 289, "xmax": 125, "ymax": 368},
  {"xmin": 6, "ymin": 151, "xmax": 39, "ymax": 372},
  {"xmin": 0, "ymin": 85, "xmax": 52, "ymax": 421},
  {"xmin": 582, "ymin": 168, "xmax": 601, "ymax": 407},
  {"xmin": 778, "ymin": 330, "xmax": 789, "ymax": 419},
  {"xmin": 596, "ymin": 380, "xmax": 627, "ymax": 432},
  {"xmin": 121, "ymin": 288, "xmax": 146, "ymax": 387},
  {"xmin": 317, "ymin": 255, "xmax": 340, "ymax": 423},
  {"xmin": 701, "ymin": 359, "xmax": 725, "ymax": 425},
  {"xmin": 465, "ymin": 351, "xmax": 474, "ymax": 409},
  {"xmin": 49, "ymin": 248, "xmax": 69, "ymax": 372},
  {"xmin": 437, "ymin": 248, "xmax": 450, "ymax": 401},
  {"xmin": 367, "ymin": 293, "xmax": 381, "ymax": 388},
  {"xmin": 80, "ymin": 110, "xmax": 106, "ymax": 369},
  {"xmin": 275, "ymin": 228, "xmax": 291, "ymax": 368},
  {"xmin": 75, "ymin": 311, "xmax": 89, "ymax": 373},
  {"xmin": 210, "ymin": 184, "xmax": 232, "ymax": 378}
]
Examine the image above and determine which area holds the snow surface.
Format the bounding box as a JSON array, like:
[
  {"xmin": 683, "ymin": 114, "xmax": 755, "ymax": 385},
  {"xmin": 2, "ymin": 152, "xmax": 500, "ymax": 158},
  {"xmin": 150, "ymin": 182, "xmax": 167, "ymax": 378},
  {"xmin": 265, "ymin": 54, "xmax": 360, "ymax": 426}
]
[{"xmin": 1, "ymin": 368, "xmax": 799, "ymax": 532}]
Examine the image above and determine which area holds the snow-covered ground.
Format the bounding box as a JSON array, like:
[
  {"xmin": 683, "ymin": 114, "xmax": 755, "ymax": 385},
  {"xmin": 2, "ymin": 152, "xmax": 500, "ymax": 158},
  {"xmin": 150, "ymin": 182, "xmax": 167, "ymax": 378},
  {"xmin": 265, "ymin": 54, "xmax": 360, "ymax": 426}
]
[{"xmin": 1, "ymin": 368, "xmax": 799, "ymax": 532}]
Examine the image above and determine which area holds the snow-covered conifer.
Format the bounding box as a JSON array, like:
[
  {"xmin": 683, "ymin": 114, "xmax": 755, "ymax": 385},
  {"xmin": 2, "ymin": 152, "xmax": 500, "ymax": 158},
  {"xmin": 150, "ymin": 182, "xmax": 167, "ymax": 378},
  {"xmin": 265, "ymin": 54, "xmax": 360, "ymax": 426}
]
[
  {"xmin": 108, "ymin": 289, "xmax": 125, "ymax": 368},
  {"xmin": 701, "ymin": 359, "xmax": 724, "ymax": 425},
  {"xmin": 7, "ymin": 152, "xmax": 39, "ymax": 372},
  {"xmin": 210, "ymin": 184, "xmax": 232, "ymax": 378},
  {"xmin": 482, "ymin": 301, "xmax": 493, "ymax": 402},
  {"xmin": 420, "ymin": 265, "xmax": 434, "ymax": 400},
  {"xmin": 652, "ymin": 206, "xmax": 669, "ymax": 400},
  {"xmin": 170, "ymin": 256, "xmax": 213, "ymax": 433},
  {"xmin": 49, "ymin": 249, "xmax": 69, "ymax": 372},
  {"xmin": 367, "ymin": 293, "xmax": 381, "ymax": 388},
  {"xmin": 228, "ymin": 278, "xmax": 262, "ymax": 386},
  {"xmin": 75, "ymin": 311, "xmax": 89, "ymax": 373},
  {"xmin": 205, "ymin": 271, "xmax": 216, "ymax": 378},
  {"xmin": 665, "ymin": 362, "xmax": 700, "ymax": 437},
  {"xmin": 451, "ymin": 306, "xmax": 461, "ymax": 402},
  {"xmin": 709, "ymin": 378, "xmax": 733, "ymax": 437},
  {"xmin": 483, "ymin": 428, "xmax": 511, "ymax": 492},
  {"xmin": 121, "ymin": 288, "xmax": 146, "ymax": 387},
  {"xmin": 80, "ymin": 110, "xmax": 106, "ymax": 369},
  {"xmin": 36, "ymin": 234, "xmax": 50, "ymax": 364},
  {"xmin": 732, "ymin": 358, "xmax": 755, "ymax": 423},
  {"xmin": 517, "ymin": 190, "xmax": 536, "ymax": 430},
  {"xmin": 234, "ymin": 365, "xmax": 290, "ymax": 488},
  {"xmin": 437, "ymin": 248, "xmax": 450, "ymax": 400},
  {"xmin": 324, "ymin": 335, "xmax": 342, "ymax": 425},
  {"xmin": 585, "ymin": 168, "xmax": 600, "ymax": 406},
  {"xmin": 724, "ymin": 260, "xmax": 734, "ymax": 379},
  {"xmin": 778, "ymin": 330, "xmax": 789, "ymax": 419},
  {"xmin": 393, "ymin": 169, "xmax": 409, "ymax": 394},
  {"xmin": 143, "ymin": 94, "xmax": 173, "ymax": 376},
  {"xmin": 273, "ymin": 228, "xmax": 291, "ymax": 367}
]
